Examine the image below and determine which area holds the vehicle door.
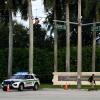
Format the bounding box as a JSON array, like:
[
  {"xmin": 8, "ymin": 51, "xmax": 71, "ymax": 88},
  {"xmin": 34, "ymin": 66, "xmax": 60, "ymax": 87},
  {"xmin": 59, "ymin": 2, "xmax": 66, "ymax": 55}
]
[{"xmin": 25, "ymin": 75, "xmax": 33, "ymax": 87}]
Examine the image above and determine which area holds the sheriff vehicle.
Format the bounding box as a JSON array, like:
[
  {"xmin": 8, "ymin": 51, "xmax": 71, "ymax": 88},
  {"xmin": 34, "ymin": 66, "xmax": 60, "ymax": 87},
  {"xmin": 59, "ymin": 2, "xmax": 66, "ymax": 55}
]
[{"xmin": 1, "ymin": 72, "xmax": 40, "ymax": 91}]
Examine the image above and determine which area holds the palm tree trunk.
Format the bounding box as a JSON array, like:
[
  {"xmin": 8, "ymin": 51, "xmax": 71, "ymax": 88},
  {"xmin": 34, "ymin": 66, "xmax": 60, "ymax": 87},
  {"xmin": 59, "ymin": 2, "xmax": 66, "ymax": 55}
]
[
  {"xmin": 77, "ymin": 0, "xmax": 82, "ymax": 89},
  {"xmin": 92, "ymin": 19, "xmax": 96, "ymax": 72},
  {"xmin": 8, "ymin": 9, "xmax": 13, "ymax": 78},
  {"xmin": 92, "ymin": 2, "xmax": 100, "ymax": 72},
  {"xmin": 66, "ymin": 0, "xmax": 70, "ymax": 72},
  {"xmin": 28, "ymin": 0, "xmax": 34, "ymax": 73},
  {"xmin": 54, "ymin": 0, "xmax": 58, "ymax": 72}
]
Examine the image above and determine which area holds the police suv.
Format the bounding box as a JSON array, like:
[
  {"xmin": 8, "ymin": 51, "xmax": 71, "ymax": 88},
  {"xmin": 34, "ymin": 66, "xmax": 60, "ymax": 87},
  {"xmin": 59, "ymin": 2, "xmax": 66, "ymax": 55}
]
[{"xmin": 1, "ymin": 72, "xmax": 40, "ymax": 91}]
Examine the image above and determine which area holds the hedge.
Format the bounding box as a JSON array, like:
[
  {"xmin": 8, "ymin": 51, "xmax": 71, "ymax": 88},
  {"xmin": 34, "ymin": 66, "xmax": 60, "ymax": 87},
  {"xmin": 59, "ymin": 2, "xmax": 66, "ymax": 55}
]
[{"xmin": 0, "ymin": 47, "xmax": 100, "ymax": 83}]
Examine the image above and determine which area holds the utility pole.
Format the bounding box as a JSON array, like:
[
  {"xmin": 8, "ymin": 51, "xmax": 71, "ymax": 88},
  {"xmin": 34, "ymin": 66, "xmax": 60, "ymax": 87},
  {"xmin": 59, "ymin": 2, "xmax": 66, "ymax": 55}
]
[
  {"xmin": 54, "ymin": 0, "xmax": 57, "ymax": 72},
  {"xmin": 66, "ymin": 0, "xmax": 70, "ymax": 72},
  {"xmin": 77, "ymin": 0, "xmax": 82, "ymax": 89},
  {"xmin": 28, "ymin": 0, "xmax": 34, "ymax": 73}
]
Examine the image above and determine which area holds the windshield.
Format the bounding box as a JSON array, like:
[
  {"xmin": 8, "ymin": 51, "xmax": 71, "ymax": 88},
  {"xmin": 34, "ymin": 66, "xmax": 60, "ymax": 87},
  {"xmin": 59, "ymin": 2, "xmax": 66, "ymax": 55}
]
[{"xmin": 11, "ymin": 75, "xmax": 26, "ymax": 79}]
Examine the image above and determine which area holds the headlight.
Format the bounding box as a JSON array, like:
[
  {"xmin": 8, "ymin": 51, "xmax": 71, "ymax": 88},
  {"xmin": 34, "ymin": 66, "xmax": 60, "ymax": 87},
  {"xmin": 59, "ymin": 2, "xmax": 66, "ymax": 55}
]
[
  {"xmin": 1, "ymin": 81, "xmax": 4, "ymax": 87},
  {"xmin": 1, "ymin": 81, "xmax": 4, "ymax": 85}
]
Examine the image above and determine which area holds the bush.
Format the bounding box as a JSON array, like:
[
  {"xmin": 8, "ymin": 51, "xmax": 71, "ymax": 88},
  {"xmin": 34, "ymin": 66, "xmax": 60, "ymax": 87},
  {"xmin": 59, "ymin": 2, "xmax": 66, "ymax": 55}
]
[{"xmin": 0, "ymin": 47, "xmax": 100, "ymax": 83}]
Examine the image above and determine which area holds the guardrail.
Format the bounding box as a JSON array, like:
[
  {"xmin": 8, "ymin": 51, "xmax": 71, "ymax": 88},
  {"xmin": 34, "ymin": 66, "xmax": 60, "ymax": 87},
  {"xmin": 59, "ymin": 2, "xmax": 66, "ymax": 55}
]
[{"xmin": 52, "ymin": 72, "xmax": 100, "ymax": 85}]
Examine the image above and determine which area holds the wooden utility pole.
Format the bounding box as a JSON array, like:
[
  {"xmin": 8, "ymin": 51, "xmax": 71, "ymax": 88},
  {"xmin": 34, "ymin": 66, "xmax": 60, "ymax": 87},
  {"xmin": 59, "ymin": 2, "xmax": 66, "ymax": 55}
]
[
  {"xmin": 77, "ymin": 0, "xmax": 82, "ymax": 89},
  {"xmin": 66, "ymin": 0, "xmax": 70, "ymax": 72}
]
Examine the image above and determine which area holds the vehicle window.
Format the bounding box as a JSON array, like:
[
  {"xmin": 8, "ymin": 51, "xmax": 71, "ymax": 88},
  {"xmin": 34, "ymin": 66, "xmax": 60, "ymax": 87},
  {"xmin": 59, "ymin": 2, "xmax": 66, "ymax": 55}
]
[
  {"xmin": 30, "ymin": 75, "xmax": 34, "ymax": 79},
  {"xmin": 11, "ymin": 75, "xmax": 26, "ymax": 79},
  {"xmin": 35, "ymin": 75, "xmax": 38, "ymax": 78},
  {"xmin": 25, "ymin": 75, "xmax": 30, "ymax": 79}
]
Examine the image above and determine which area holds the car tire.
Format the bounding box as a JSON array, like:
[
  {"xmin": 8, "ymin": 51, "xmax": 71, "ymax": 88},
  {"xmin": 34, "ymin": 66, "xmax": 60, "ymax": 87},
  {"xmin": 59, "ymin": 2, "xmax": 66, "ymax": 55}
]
[
  {"xmin": 33, "ymin": 83, "xmax": 39, "ymax": 90},
  {"xmin": 2, "ymin": 87, "xmax": 7, "ymax": 91},
  {"xmin": 18, "ymin": 84, "xmax": 24, "ymax": 91}
]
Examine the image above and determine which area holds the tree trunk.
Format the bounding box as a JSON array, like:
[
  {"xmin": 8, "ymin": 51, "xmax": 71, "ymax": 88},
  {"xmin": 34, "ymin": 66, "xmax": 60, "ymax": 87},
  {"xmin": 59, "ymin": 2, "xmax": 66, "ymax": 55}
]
[
  {"xmin": 92, "ymin": 3, "xmax": 100, "ymax": 72},
  {"xmin": 54, "ymin": 0, "xmax": 58, "ymax": 72},
  {"xmin": 28, "ymin": 0, "xmax": 34, "ymax": 73},
  {"xmin": 8, "ymin": 10, "xmax": 13, "ymax": 78},
  {"xmin": 77, "ymin": 0, "xmax": 82, "ymax": 89},
  {"xmin": 92, "ymin": 19, "xmax": 96, "ymax": 72},
  {"xmin": 66, "ymin": 0, "xmax": 70, "ymax": 72}
]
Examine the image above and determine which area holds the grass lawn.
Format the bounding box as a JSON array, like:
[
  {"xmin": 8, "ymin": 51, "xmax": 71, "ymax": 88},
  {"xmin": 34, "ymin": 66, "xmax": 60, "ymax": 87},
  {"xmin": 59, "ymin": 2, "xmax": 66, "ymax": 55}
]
[{"xmin": 40, "ymin": 84, "xmax": 100, "ymax": 90}]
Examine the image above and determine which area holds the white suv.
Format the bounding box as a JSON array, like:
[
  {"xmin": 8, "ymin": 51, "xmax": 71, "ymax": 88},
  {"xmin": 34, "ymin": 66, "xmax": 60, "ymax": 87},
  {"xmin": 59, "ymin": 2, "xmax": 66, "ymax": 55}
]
[{"xmin": 1, "ymin": 72, "xmax": 40, "ymax": 91}]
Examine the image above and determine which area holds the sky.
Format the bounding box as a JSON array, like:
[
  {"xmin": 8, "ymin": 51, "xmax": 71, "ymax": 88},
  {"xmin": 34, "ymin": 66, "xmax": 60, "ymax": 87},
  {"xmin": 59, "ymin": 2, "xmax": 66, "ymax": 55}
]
[{"xmin": 13, "ymin": 0, "xmax": 46, "ymax": 27}]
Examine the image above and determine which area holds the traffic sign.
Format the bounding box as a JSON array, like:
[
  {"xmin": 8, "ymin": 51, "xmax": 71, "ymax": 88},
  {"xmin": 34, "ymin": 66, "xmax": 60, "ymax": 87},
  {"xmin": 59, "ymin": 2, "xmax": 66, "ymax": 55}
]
[
  {"xmin": 91, "ymin": 26, "xmax": 100, "ymax": 32},
  {"xmin": 56, "ymin": 24, "xmax": 66, "ymax": 30}
]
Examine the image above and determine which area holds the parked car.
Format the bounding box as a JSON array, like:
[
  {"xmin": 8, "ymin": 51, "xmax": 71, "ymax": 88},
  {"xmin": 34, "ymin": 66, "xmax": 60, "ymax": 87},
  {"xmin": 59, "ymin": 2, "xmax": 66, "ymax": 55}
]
[{"xmin": 1, "ymin": 72, "xmax": 40, "ymax": 91}]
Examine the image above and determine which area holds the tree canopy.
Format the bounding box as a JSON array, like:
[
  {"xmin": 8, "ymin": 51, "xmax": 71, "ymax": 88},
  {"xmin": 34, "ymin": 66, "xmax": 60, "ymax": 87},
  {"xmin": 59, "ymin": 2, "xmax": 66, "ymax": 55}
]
[
  {"xmin": 43, "ymin": 0, "xmax": 100, "ymax": 46},
  {"xmin": 0, "ymin": 0, "xmax": 28, "ymax": 23}
]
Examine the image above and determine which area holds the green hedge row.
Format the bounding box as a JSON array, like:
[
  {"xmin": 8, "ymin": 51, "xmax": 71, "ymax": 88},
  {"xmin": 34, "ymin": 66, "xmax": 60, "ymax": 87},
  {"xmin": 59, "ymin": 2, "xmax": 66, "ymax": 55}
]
[{"xmin": 0, "ymin": 47, "xmax": 100, "ymax": 83}]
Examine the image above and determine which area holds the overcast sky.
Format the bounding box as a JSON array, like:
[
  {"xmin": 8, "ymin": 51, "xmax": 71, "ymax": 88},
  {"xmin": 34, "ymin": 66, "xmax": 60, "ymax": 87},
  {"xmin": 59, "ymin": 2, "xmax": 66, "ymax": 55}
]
[{"xmin": 13, "ymin": 0, "xmax": 46, "ymax": 27}]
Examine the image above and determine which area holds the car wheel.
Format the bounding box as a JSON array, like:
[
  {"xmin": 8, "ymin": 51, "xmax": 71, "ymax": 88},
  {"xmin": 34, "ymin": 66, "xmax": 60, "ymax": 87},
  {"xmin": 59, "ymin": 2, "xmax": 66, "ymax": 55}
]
[
  {"xmin": 18, "ymin": 84, "xmax": 24, "ymax": 91},
  {"xmin": 2, "ymin": 87, "xmax": 7, "ymax": 91},
  {"xmin": 33, "ymin": 83, "xmax": 39, "ymax": 90}
]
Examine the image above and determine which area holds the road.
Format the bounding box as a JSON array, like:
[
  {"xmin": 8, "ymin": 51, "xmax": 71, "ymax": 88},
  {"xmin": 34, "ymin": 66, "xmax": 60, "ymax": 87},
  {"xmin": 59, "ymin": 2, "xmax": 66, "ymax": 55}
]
[{"xmin": 0, "ymin": 88, "xmax": 100, "ymax": 100}]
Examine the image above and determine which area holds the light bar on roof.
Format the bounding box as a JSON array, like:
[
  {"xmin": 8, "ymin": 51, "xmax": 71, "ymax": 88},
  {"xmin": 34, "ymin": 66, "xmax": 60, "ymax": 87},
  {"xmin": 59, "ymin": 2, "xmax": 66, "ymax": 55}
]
[{"xmin": 14, "ymin": 72, "xmax": 29, "ymax": 75}]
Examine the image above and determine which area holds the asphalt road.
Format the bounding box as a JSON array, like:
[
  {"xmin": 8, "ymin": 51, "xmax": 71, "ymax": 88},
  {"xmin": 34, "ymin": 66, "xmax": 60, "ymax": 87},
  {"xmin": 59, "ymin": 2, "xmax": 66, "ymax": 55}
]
[{"xmin": 0, "ymin": 88, "xmax": 100, "ymax": 100}]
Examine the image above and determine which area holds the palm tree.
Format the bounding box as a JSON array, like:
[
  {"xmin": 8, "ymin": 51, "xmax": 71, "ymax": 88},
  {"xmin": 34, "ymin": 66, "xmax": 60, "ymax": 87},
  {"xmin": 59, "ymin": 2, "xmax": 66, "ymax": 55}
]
[
  {"xmin": 44, "ymin": 0, "xmax": 71, "ymax": 72},
  {"xmin": 8, "ymin": 3, "xmax": 13, "ymax": 78},
  {"xmin": 77, "ymin": 0, "xmax": 82, "ymax": 89},
  {"xmin": 28, "ymin": 0, "xmax": 34, "ymax": 73},
  {"xmin": 84, "ymin": 0, "xmax": 100, "ymax": 72},
  {"xmin": 4, "ymin": 0, "xmax": 28, "ymax": 77},
  {"xmin": 53, "ymin": 0, "xmax": 58, "ymax": 72},
  {"xmin": 43, "ymin": 0, "xmax": 53, "ymax": 11},
  {"xmin": 44, "ymin": 0, "xmax": 57, "ymax": 72},
  {"xmin": 4, "ymin": 0, "xmax": 14, "ymax": 78},
  {"xmin": 91, "ymin": 1, "xmax": 100, "ymax": 72},
  {"xmin": 66, "ymin": 0, "xmax": 70, "ymax": 72}
]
